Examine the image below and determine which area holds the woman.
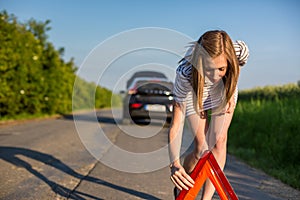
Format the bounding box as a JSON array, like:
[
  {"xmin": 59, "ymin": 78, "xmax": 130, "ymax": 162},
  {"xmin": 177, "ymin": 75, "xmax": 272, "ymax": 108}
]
[{"xmin": 168, "ymin": 30, "xmax": 249, "ymax": 199}]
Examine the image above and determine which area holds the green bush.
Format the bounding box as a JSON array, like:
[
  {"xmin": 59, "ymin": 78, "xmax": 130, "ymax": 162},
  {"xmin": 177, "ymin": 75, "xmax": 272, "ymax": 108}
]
[{"xmin": 0, "ymin": 11, "xmax": 114, "ymax": 120}]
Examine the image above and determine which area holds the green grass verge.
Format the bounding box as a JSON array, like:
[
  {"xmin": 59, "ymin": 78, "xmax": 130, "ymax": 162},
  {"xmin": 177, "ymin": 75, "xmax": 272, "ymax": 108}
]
[{"xmin": 228, "ymin": 91, "xmax": 300, "ymax": 189}]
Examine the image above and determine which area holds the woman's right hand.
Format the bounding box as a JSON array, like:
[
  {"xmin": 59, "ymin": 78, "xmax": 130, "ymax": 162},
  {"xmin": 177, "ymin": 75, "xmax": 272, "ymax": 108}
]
[{"xmin": 170, "ymin": 162, "xmax": 195, "ymax": 191}]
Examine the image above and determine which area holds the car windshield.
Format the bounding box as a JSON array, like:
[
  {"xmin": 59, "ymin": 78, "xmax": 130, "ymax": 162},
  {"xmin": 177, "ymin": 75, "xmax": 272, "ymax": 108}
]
[
  {"xmin": 127, "ymin": 77, "xmax": 169, "ymax": 90},
  {"xmin": 126, "ymin": 71, "xmax": 168, "ymax": 89}
]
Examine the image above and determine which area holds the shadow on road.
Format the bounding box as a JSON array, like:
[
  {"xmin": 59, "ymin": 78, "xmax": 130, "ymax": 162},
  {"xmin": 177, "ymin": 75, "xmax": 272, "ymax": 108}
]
[
  {"xmin": 0, "ymin": 146, "xmax": 160, "ymax": 200},
  {"xmin": 62, "ymin": 111, "xmax": 169, "ymax": 127},
  {"xmin": 62, "ymin": 113, "xmax": 118, "ymax": 125}
]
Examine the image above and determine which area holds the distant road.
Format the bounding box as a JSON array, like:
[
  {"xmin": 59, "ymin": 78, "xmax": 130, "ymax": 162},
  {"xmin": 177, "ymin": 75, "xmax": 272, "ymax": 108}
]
[{"xmin": 0, "ymin": 109, "xmax": 299, "ymax": 199}]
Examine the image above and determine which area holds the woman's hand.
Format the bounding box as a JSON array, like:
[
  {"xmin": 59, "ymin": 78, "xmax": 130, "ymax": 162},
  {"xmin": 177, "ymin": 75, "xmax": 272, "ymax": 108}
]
[
  {"xmin": 225, "ymin": 96, "xmax": 236, "ymax": 113},
  {"xmin": 170, "ymin": 162, "xmax": 195, "ymax": 191}
]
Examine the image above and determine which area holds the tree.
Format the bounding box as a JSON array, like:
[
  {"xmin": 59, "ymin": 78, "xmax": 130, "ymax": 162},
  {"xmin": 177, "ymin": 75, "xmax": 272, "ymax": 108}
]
[{"xmin": 0, "ymin": 10, "xmax": 114, "ymax": 119}]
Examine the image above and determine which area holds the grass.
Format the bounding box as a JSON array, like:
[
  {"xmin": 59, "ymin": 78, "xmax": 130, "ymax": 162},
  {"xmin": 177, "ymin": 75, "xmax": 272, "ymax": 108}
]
[
  {"xmin": 228, "ymin": 86, "xmax": 300, "ymax": 189},
  {"xmin": 0, "ymin": 112, "xmax": 60, "ymax": 125},
  {"xmin": 0, "ymin": 108, "xmax": 101, "ymax": 125}
]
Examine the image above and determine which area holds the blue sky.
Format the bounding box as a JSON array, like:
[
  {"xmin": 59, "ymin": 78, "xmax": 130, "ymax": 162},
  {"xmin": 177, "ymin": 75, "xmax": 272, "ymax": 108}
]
[{"xmin": 1, "ymin": 0, "xmax": 300, "ymax": 91}]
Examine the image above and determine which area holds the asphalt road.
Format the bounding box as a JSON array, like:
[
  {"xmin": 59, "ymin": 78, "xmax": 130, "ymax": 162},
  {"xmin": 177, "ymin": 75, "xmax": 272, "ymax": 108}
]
[{"xmin": 0, "ymin": 110, "xmax": 299, "ymax": 200}]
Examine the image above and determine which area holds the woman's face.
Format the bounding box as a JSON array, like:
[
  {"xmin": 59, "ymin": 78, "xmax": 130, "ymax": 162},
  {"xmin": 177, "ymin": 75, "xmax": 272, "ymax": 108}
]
[{"xmin": 203, "ymin": 54, "xmax": 227, "ymax": 83}]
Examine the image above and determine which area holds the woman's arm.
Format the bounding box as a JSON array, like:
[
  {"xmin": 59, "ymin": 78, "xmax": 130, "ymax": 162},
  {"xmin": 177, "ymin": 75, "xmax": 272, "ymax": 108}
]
[
  {"xmin": 168, "ymin": 102, "xmax": 186, "ymax": 164},
  {"xmin": 169, "ymin": 101, "xmax": 195, "ymax": 190},
  {"xmin": 225, "ymin": 90, "xmax": 237, "ymax": 113}
]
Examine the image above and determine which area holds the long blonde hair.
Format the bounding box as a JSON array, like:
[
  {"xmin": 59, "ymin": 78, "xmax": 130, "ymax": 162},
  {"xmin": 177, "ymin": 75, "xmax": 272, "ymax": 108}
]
[{"xmin": 184, "ymin": 30, "xmax": 240, "ymax": 114}]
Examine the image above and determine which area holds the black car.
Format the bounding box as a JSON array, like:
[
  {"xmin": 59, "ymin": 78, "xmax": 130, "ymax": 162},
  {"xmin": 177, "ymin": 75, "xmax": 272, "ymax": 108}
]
[{"xmin": 122, "ymin": 71, "xmax": 174, "ymax": 124}]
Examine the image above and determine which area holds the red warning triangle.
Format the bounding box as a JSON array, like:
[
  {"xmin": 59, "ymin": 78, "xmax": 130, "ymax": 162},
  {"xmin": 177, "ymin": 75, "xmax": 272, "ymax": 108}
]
[{"xmin": 176, "ymin": 150, "xmax": 238, "ymax": 200}]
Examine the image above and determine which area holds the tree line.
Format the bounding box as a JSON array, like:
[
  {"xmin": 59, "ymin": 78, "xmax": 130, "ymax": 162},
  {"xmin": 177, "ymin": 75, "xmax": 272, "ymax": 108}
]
[{"xmin": 0, "ymin": 11, "xmax": 119, "ymax": 119}]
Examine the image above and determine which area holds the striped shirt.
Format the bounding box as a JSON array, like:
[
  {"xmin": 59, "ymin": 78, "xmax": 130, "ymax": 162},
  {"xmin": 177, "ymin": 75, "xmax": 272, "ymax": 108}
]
[{"xmin": 173, "ymin": 40, "xmax": 249, "ymax": 116}]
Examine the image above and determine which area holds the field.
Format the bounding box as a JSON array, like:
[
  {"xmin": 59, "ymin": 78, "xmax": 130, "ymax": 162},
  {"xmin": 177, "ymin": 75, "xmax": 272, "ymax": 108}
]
[{"xmin": 228, "ymin": 83, "xmax": 300, "ymax": 189}]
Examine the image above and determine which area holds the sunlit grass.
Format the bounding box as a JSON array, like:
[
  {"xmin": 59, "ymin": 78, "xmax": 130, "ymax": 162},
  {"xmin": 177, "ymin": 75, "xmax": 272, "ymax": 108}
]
[{"xmin": 228, "ymin": 84, "xmax": 300, "ymax": 189}]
